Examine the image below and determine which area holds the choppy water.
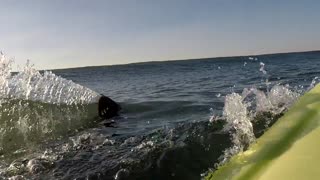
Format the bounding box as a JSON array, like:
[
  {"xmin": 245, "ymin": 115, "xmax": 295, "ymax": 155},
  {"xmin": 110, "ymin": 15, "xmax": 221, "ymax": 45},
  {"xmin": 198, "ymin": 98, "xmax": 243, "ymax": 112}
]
[{"xmin": 0, "ymin": 51, "xmax": 320, "ymax": 180}]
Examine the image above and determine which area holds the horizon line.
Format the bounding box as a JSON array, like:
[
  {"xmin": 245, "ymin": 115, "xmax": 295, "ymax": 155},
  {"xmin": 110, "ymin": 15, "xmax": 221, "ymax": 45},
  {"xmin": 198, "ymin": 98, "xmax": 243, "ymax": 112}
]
[{"xmin": 48, "ymin": 49, "xmax": 320, "ymax": 71}]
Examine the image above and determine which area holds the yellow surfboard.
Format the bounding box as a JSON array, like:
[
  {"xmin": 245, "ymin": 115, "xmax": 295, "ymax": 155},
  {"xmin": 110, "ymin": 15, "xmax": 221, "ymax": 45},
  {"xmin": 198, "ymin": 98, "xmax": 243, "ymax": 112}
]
[{"xmin": 206, "ymin": 84, "xmax": 320, "ymax": 180}]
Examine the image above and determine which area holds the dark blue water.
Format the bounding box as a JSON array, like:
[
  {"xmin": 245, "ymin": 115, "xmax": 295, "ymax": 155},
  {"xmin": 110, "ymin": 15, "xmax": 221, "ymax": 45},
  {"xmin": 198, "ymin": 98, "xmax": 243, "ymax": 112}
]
[
  {"xmin": 53, "ymin": 51, "xmax": 320, "ymax": 134},
  {"xmin": 2, "ymin": 51, "xmax": 320, "ymax": 180}
]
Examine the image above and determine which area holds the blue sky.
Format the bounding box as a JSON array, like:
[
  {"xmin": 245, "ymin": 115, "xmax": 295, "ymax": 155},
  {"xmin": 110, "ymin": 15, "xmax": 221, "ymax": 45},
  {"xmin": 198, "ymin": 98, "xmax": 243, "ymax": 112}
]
[{"xmin": 1, "ymin": 0, "xmax": 320, "ymax": 69}]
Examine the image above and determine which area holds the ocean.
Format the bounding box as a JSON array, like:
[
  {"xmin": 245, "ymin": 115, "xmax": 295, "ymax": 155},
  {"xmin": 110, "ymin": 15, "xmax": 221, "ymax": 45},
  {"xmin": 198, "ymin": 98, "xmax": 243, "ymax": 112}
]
[{"xmin": 0, "ymin": 51, "xmax": 320, "ymax": 180}]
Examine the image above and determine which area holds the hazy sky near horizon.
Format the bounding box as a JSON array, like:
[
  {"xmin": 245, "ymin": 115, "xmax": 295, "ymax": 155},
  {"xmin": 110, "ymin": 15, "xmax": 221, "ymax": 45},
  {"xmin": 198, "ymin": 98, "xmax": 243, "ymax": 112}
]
[{"xmin": 1, "ymin": 0, "xmax": 320, "ymax": 69}]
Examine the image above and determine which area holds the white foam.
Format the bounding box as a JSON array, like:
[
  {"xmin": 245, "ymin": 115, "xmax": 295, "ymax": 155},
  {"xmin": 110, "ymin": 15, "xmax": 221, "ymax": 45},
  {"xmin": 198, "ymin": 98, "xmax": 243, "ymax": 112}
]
[
  {"xmin": 0, "ymin": 53, "xmax": 101, "ymax": 159},
  {"xmin": 0, "ymin": 53, "xmax": 99, "ymax": 105},
  {"xmin": 212, "ymin": 84, "xmax": 301, "ymax": 167}
]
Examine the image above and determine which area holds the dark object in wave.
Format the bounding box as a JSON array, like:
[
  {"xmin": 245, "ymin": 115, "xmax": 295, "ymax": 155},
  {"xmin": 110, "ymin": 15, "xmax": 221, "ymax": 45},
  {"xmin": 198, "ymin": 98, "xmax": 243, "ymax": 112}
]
[{"xmin": 98, "ymin": 95, "xmax": 121, "ymax": 119}]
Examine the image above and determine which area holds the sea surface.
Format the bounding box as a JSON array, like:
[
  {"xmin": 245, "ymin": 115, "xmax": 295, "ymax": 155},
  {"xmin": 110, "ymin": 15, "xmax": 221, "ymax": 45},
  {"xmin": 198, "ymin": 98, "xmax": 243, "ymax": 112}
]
[{"xmin": 0, "ymin": 51, "xmax": 320, "ymax": 180}]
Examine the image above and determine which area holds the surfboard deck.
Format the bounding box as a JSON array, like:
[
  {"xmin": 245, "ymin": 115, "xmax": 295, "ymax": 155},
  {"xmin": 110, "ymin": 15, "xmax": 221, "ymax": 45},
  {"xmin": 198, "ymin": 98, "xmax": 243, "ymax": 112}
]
[{"xmin": 206, "ymin": 84, "xmax": 320, "ymax": 180}]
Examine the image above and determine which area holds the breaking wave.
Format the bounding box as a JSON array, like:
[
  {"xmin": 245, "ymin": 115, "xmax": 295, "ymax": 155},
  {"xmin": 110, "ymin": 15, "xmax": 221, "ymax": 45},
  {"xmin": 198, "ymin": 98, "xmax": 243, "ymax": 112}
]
[{"xmin": 0, "ymin": 53, "xmax": 101, "ymax": 160}]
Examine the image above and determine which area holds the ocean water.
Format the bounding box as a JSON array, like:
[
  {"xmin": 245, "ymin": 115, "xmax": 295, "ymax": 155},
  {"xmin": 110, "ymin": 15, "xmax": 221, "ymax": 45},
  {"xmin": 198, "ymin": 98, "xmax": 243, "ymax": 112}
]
[{"xmin": 0, "ymin": 51, "xmax": 320, "ymax": 179}]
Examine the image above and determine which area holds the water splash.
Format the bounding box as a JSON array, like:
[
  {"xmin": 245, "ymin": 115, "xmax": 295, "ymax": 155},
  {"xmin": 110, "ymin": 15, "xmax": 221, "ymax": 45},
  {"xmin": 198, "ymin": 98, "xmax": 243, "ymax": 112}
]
[
  {"xmin": 0, "ymin": 53, "xmax": 13, "ymax": 98},
  {"xmin": 308, "ymin": 76, "xmax": 319, "ymax": 91},
  {"xmin": 243, "ymin": 85, "xmax": 299, "ymax": 114},
  {"xmin": 248, "ymin": 57, "xmax": 258, "ymax": 61},
  {"xmin": 218, "ymin": 92, "xmax": 254, "ymax": 165},
  {"xmin": 0, "ymin": 54, "xmax": 101, "ymax": 159},
  {"xmin": 0, "ymin": 52, "xmax": 317, "ymax": 179},
  {"xmin": 259, "ymin": 62, "xmax": 267, "ymax": 75},
  {"xmin": 0, "ymin": 54, "xmax": 99, "ymax": 105},
  {"xmin": 212, "ymin": 85, "xmax": 300, "ymax": 166}
]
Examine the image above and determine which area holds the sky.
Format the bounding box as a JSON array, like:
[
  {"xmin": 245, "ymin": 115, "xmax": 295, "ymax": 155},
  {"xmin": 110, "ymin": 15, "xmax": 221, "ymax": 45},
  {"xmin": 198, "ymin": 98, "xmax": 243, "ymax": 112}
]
[{"xmin": 1, "ymin": 0, "xmax": 320, "ymax": 70}]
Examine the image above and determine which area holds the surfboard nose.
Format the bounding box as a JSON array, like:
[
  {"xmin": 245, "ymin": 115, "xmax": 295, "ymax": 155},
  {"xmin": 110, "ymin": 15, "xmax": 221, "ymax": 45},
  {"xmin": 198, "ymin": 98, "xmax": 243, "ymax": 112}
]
[{"xmin": 98, "ymin": 95, "xmax": 121, "ymax": 119}]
